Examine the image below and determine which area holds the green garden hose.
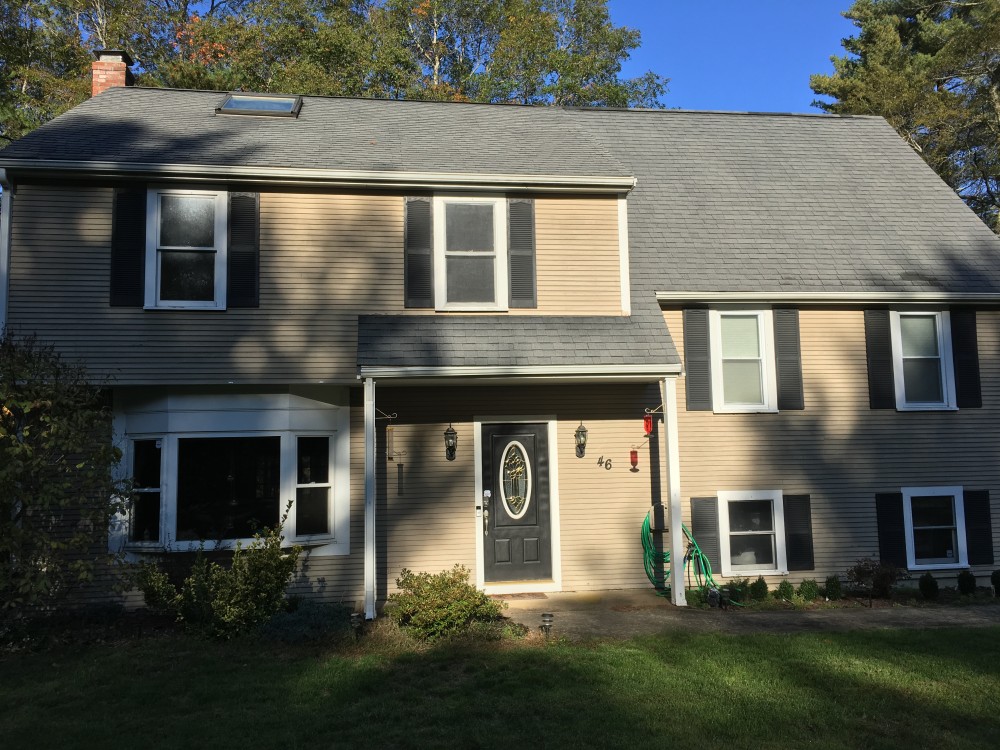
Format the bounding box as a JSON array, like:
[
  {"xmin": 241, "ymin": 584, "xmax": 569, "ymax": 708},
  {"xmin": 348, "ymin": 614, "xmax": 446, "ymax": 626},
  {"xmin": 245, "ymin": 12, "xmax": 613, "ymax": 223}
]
[{"xmin": 641, "ymin": 510, "xmax": 741, "ymax": 604}]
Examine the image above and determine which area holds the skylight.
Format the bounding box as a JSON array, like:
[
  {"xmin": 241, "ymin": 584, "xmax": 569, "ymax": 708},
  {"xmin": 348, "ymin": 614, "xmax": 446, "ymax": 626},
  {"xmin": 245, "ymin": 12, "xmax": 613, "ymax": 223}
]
[{"xmin": 216, "ymin": 93, "xmax": 302, "ymax": 118}]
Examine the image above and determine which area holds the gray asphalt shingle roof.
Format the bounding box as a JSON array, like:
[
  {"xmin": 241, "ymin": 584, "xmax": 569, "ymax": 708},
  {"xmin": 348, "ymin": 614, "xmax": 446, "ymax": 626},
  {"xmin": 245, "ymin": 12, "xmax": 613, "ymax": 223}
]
[{"xmin": 357, "ymin": 315, "xmax": 678, "ymax": 370}]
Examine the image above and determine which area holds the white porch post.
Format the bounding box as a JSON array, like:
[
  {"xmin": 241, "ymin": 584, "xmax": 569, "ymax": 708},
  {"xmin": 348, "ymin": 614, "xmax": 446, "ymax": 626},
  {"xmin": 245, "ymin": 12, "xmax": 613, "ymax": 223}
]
[
  {"xmin": 0, "ymin": 171, "xmax": 12, "ymax": 334},
  {"xmin": 662, "ymin": 376, "xmax": 686, "ymax": 606},
  {"xmin": 363, "ymin": 377, "xmax": 377, "ymax": 619}
]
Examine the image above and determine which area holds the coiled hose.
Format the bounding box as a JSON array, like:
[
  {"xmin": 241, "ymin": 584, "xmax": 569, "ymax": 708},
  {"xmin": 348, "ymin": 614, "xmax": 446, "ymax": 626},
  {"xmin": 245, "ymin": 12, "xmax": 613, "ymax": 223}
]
[{"xmin": 641, "ymin": 510, "xmax": 735, "ymax": 600}]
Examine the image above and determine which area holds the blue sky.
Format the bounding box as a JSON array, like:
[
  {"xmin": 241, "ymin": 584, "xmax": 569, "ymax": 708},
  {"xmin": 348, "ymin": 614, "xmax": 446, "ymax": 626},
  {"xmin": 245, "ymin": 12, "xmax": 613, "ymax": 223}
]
[{"xmin": 608, "ymin": 1, "xmax": 857, "ymax": 112}]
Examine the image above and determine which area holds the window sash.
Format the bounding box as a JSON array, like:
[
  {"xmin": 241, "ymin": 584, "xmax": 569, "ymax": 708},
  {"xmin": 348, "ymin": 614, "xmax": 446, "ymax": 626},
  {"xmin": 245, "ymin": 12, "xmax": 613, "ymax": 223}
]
[
  {"xmin": 717, "ymin": 490, "xmax": 787, "ymax": 576},
  {"xmin": 709, "ymin": 310, "xmax": 777, "ymax": 412},
  {"xmin": 901, "ymin": 486, "xmax": 968, "ymax": 569},
  {"xmin": 890, "ymin": 311, "xmax": 956, "ymax": 409},
  {"xmin": 144, "ymin": 189, "xmax": 228, "ymax": 310},
  {"xmin": 433, "ymin": 195, "xmax": 508, "ymax": 311}
]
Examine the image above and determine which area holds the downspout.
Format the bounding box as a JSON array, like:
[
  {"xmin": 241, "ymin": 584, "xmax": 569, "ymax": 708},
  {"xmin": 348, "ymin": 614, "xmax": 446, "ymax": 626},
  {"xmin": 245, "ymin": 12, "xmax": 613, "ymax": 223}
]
[
  {"xmin": 363, "ymin": 377, "xmax": 377, "ymax": 619},
  {"xmin": 0, "ymin": 169, "xmax": 12, "ymax": 334},
  {"xmin": 662, "ymin": 376, "xmax": 687, "ymax": 606}
]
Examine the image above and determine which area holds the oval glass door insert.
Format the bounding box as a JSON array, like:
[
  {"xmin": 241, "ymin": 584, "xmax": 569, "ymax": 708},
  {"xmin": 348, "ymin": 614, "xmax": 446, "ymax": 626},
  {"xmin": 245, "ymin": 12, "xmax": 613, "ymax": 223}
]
[{"xmin": 500, "ymin": 441, "xmax": 532, "ymax": 520}]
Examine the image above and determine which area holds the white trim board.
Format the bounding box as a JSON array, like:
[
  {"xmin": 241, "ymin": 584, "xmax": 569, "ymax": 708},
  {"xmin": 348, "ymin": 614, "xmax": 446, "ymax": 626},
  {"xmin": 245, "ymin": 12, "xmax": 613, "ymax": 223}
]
[{"xmin": 657, "ymin": 291, "xmax": 1000, "ymax": 305}]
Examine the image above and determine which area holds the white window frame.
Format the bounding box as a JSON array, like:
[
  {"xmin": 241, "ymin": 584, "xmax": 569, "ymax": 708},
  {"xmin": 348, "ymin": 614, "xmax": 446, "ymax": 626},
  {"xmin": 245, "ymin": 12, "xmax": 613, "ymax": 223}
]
[
  {"xmin": 432, "ymin": 194, "xmax": 508, "ymax": 311},
  {"xmin": 889, "ymin": 310, "xmax": 957, "ymax": 411},
  {"xmin": 902, "ymin": 486, "xmax": 968, "ymax": 570},
  {"xmin": 144, "ymin": 187, "xmax": 228, "ymax": 310},
  {"xmin": 709, "ymin": 309, "xmax": 778, "ymax": 413},
  {"xmin": 718, "ymin": 490, "xmax": 787, "ymax": 577},
  {"xmin": 116, "ymin": 393, "xmax": 350, "ymax": 557}
]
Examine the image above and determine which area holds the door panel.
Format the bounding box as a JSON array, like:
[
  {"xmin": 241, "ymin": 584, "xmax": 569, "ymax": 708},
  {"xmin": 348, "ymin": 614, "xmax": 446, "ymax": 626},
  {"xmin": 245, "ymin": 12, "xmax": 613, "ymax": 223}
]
[{"xmin": 482, "ymin": 423, "xmax": 551, "ymax": 581}]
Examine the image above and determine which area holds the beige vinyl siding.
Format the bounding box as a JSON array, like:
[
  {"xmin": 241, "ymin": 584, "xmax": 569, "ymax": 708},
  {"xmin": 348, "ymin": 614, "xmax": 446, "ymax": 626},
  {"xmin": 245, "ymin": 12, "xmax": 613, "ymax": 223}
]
[
  {"xmin": 373, "ymin": 383, "xmax": 663, "ymax": 593},
  {"xmin": 665, "ymin": 307, "xmax": 1000, "ymax": 584},
  {"xmin": 6, "ymin": 187, "xmax": 624, "ymax": 385}
]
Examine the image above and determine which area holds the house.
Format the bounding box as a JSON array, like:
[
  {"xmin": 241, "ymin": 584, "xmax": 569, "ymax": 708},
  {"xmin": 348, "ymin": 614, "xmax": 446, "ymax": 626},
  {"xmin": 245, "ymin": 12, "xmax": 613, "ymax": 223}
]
[{"xmin": 0, "ymin": 51, "xmax": 997, "ymax": 616}]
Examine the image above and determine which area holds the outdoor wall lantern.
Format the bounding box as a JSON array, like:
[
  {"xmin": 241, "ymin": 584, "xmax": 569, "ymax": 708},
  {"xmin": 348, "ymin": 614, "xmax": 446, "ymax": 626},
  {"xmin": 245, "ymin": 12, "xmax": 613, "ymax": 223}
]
[
  {"xmin": 574, "ymin": 422, "xmax": 588, "ymax": 458},
  {"xmin": 444, "ymin": 424, "xmax": 458, "ymax": 461}
]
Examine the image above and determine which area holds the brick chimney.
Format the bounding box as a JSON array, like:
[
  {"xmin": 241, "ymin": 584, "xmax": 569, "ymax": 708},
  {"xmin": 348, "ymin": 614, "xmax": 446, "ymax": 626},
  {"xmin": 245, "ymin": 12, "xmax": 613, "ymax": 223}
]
[{"xmin": 91, "ymin": 50, "xmax": 134, "ymax": 97}]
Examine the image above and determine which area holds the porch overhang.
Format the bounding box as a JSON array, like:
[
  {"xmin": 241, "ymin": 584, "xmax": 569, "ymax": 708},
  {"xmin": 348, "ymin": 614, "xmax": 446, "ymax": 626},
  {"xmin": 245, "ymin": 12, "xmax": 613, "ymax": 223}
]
[{"xmin": 356, "ymin": 363, "xmax": 680, "ymax": 384}]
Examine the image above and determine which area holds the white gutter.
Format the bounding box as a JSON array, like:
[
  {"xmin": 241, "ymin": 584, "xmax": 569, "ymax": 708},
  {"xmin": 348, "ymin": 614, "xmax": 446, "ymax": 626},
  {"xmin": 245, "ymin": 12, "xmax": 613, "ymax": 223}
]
[
  {"xmin": 657, "ymin": 291, "xmax": 1000, "ymax": 305},
  {"xmin": 0, "ymin": 158, "xmax": 637, "ymax": 194},
  {"xmin": 363, "ymin": 377, "xmax": 377, "ymax": 620},
  {"xmin": 0, "ymin": 169, "xmax": 11, "ymax": 334},
  {"xmin": 661, "ymin": 377, "xmax": 686, "ymax": 607},
  {"xmin": 357, "ymin": 364, "xmax": 681, "ymax": 380}
]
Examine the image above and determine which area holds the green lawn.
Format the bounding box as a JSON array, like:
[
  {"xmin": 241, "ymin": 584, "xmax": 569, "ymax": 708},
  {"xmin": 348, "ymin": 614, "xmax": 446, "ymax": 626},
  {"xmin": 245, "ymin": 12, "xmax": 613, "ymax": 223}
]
[{"xmin": 3, "ymin": 626, "xmax": 999, "ymax": 749}]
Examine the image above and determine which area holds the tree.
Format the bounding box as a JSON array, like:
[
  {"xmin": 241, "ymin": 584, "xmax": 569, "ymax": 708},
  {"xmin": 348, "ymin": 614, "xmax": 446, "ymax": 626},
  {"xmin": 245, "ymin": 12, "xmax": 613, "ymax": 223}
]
[
  {"xmin": 0, "ymin": 333, "xmax": 126, "ymax": 616},
  {"xmin": 811, "ymin": 1, "xmax": 1000, "ymax": 232}
]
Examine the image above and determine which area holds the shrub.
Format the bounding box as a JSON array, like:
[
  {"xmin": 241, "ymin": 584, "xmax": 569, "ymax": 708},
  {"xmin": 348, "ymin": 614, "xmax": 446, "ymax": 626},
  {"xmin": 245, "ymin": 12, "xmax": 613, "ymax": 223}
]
[
  {"xmin": 992, "ymin": 570, "xmax": 1000, "ymax": 597},
  {"xmin": 918, "ymin": 572, "xmax": 939, "ymax": 600},
  {"xmin": 774, "ymin": 579, "xmax": 795, "ymax": 600},
  {"xmin": 726, "ymin": 577, "xmax": 750, "ymax": 604},
  {"xmin": 846, "ymin": 557, "xmax": 909, "ymax": 599},
  {"xmin": 135, "ymin": 523, "xmax": 300, "ymax": 638},
  {"xmin": 749, "ymin": 576, "xmax": 769, "ymax": 601},
  {"xmin": 259, "ymin": 600, "xmax": 353, "ymax": 644},
  {"xmin": 684, "ymin": 587, "xmax": 705, "ymax": 607},
  {"xmin": 797, "ymin": 578, "xmax": 820, "ymax": 602},
  {"xmin": 824, "ymin": 575, "xmax": 843, "ymax": 601},
  {"xmin": 386, "ymin": 565, "xmax": 505, "ymax": 641},
  {"xmin": 957, "ymin": 570, "xmax": 977, "ymax": 596}
]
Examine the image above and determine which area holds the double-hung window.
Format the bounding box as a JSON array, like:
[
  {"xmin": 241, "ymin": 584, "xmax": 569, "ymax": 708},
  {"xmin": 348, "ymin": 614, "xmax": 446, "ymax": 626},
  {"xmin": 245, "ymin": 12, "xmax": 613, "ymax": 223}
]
[
  {"xmin": 433, "ymin": 195, "xmax": 507, "ymax": 310},
  {"xmin": 889, "ymin": 311, "xmax": 956, "ymax": 410},
  {"xmin": 902, "ymin": 486, "xmax": 967, "ymax": 569},
  {"xmin": 145, "ymin": 188, "xmax": 228, "ymax": 309},
  {"xmin": 709, "ymin": 310, "xmax": 778, "ymax": 412},
  {"xmin": 718, "ymin": 490, "xmax": 788, "ymax": 576}
]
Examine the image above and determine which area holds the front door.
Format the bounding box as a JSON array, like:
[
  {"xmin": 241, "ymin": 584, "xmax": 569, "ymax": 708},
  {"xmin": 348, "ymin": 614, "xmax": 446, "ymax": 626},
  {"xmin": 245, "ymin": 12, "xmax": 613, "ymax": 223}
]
[{"xmin": 481, "ymin": 423, "xmax": 552, "ymax": 582}]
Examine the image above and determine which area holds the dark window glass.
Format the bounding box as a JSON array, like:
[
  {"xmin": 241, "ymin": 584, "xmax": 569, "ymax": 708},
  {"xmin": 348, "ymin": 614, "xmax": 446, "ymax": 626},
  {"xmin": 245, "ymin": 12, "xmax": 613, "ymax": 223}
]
[
  {"xmin": 728, "ymin": 500, "xmax": 774, "ymax": 533},
  {"xmin": 131, "ymin": 493, "xmax": 161, "ymax": 542},
  {"xmin": 914, "ymin": 528, "xmax": 957, "ymax": 563},
  {"xmin": 911, "ymin": 496, "xmax": 955, "ymax": 527},
  {"xmin": 446, "ymin": 256, "xmax": 495, "ymax": 302},
  {"xmin": 902, "ymin": 360, "xmax": 943, "ymax": 402},
  {"xmin": 176, "ymin": 437, "xmax": 280, "ymax": 540},
  {"xmin": 133, "ymin": 440, "xmax": 161, "ymax": 489},
  {"xmin": 296, "ymin": 487, "xmax": 329, "ymax": 535},
  {"xmin": 297, "ymin": 437, "xmax": 329, "ymax": 484},
  {"xmin": 729, "ymin": 534, "xmax": 775, "ymax": 568},
  {"xmin": 221, "ymin": 95, "xmax": 298, "ymax": 113},
  {"xmin": 160, "ymin": 251, "xmax": 215, "ymax": 301},
  {"xmin": 159, "ymin": 195, "xmax": 215, "ymax": 248},
  {"xmin": 445, "ymin": 203, "xmax": 493, "ymax": 252}
]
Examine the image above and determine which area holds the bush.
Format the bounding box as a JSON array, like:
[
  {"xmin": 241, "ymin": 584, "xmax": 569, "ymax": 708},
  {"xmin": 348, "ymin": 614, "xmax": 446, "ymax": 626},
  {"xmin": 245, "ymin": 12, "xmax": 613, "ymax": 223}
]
[
  {"xmin": 135, "ymin": 523, "xmax": 300, "ymax": 638},
  {"xmin": 846, "ymin": 557, "xmax": 909, "ymax": 599},
  {"xmin": 797, "ymin": 578, "xmax": 820, "ymax": 602},
  {"xmin": 824, "ymin": 575, "xmax": 843, "ymax": 601},
  {"xmin": 992, "ymin": 570, "xmax": 1000, "ymax": 597},
  {"xmin": 774, "ymin": 579, "xmax": 795, "ymax": 600},
  {"xmin": 259, "ymin": 600, "xmax": 353, "ymax": 644},
  {"xmin": 749, "ymin": 576, "xmax": 769, "ymax": 601},
  {"xmin": 918, "ymin": 572, "xmax": 939, "ymax": 600},
  {"xmin": 386, "ymin": 565, "xmax": 505, "ymax": 641},
  {"xmin": 726, "ymin": 577, "xmax": 750, "ymax": 604},
  {"xmin": 957, "ymin": 570, "xmax": 977, "ymax": 596},
  {"xmin": 684, "ymin": 588, "xmax": 705, "ymax": 607},
  {"xmin": 1, "ymin": 333, "xmax": 127, "ymax": 617}
]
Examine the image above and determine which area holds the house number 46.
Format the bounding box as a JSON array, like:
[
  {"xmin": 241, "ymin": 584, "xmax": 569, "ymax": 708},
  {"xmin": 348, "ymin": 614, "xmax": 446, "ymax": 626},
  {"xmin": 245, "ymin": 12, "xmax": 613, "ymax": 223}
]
[{"xmin": 596, "ymin": 456, "xmax": 612, "ymax": 470}]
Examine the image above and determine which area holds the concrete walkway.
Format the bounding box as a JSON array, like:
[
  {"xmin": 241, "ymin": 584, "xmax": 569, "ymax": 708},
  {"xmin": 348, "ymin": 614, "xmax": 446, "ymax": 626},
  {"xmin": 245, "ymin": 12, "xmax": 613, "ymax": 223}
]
[{"xmin": 500, "ymin": 589, "xmax": 1000, "ymax": 640}]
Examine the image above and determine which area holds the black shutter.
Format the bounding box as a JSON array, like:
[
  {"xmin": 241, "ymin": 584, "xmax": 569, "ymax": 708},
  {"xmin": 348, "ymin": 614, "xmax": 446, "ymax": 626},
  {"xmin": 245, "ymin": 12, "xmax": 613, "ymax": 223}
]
[
  {"xmin": 227, "ymin": 192, "xmax": 259, "ymax": 308},
  {"xmin": 964, "ymin": 490, "xmax": 994, "ymax": 565},
  {"xmin": 508, "ymin": 198, "xmax": 536, "ymax": 308},
  {"xmin": 950, "ymin": 308, "xmax": 982, "ymax": 408},
  {"xmin": 684, "ymin": 309, "xmax": 713, "ymax": 411},
  {"xmin": 690, "ymin": 497, "xmax": 721, "ymax": 575},
  {"xmin": 773, "ymin": 308, "xmax": 804, "ymax": 410},
  {"xmin": 404, "ymin": 197, "xmax": 433, "ymax": 308},
  {"xmin": 109, "ymin": 186, "xmax": 146, "ymax": 307},
  {"xmin": 875, "ymin": 492, "xmax": 907, "ymax": 567},
  {"xmin": 865, "ymin": 310, "xmax": 896, "ymax": 409},
  {"xmin": 783, "ymin": 494, "xmax": 814, "ymax": 571}
]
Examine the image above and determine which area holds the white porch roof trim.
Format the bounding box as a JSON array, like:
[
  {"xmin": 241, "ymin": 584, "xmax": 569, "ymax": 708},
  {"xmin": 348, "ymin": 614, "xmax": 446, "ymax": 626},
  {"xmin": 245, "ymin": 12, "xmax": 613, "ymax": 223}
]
[
  {"xmin": 356, "ymin": 363, "xmax": 681, "ymax": 381},
  {"xmin": 656, "ymin": 290, "xmax": 1000, "ymax": 305}
]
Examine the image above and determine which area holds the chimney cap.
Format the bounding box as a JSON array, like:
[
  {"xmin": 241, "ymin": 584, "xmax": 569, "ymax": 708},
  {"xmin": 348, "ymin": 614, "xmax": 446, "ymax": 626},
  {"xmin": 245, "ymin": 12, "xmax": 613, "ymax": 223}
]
[{"xmin": 94, "ymin": 49, "xmax": 134, "ymax": 67}]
